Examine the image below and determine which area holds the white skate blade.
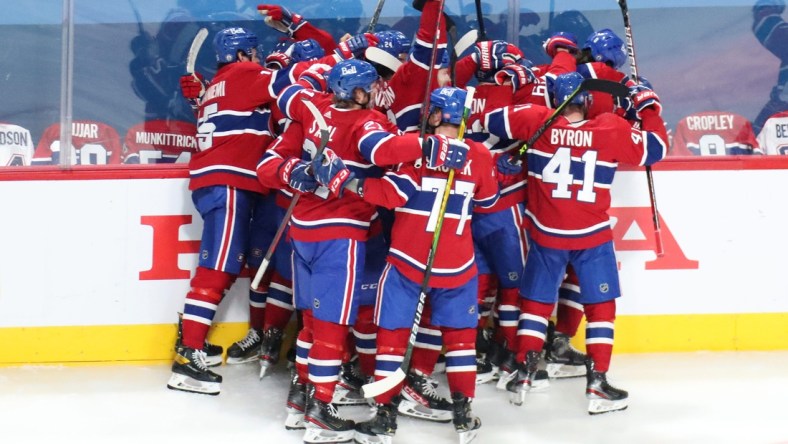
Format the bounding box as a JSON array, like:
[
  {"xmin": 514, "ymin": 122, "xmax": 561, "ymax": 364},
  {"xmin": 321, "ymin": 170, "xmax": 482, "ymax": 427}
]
[
  {"xmin": 259, "ymin": 360, "xmax": 274, "ymax": 379},
  {"xmin": 588, "ymin": 397, "xmax": 629, "ymax": 415},
  {"xmin": 495, "ymin": 370, "xmax": 515, "ymax": 391},
  {"xmin": 204, "ymin": 354, "xmax": 223, "ymax": 367},
  {"xmin": 226, "ymin": 354, "xmax": 259, "ymax": 365},
  {"xmin": 546, "ymin": 362, "xmax": 586, "ymax": 379},
  {"xmin": 353, "ymin": 431, "xmax": 393, "ymax": 444},
  {"xmin": 529, "ymin": 371, "xmax": 551, "ymax": 392},
  {"xmin": 397, "ymin": 399, "xmax": 452, "ymax": 423},
  {"xmin": 332, "ymin": 386, "xmax": 368, "ymax": 406},
  {"xmin": 302, "ymin": 426, "xmax": 354, "ymax": 443},
  {"xmin": 457, "ymin": 429, "xmax": 479, "ymax": 444},
  {"xmin": 166, "ymin": 373, "xmax": 220, "ymax": 395},
  {"xmin": 284, "ymin": 411, "xmax": 305, "ymax": 430},
  {"xmin": 508, "ymin": 387, "xmax": 526, "ymax": 406},
  {"xmin": 475, "ymin": 371, "xmax": 496, "ymax": 385}
]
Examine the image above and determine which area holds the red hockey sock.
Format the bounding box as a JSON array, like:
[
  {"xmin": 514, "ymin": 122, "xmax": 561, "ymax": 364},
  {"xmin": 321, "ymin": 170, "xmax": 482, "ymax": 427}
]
[
  {"xmin": 295, "ymin": 310, "xmax": 314, "ymax": 384},
  {"xmin": 309, "ymin": 318, "xmax": 349, "ymax": 403},
  {"xmin": 181, "ymin": 267, "xmax": 233, "ymax": 349},
  {"xmin": 515, "ymin": 299, "xmax": 554, "ymax": 363},
  {"xmin": 584, "ymin": 300, "xmax": 616, "ymax": 373},
  {"xmin": 497, "ymin": 287, "xmax": 520, "ymax": 352},
  {"xmin": 353, "ymin": 305, "xmax": 378, "ymax": 377},
  {"xmin": 443, "ymin": 328, "xmax": 476, "ymax": 399},
  {"xmin": 373, "ymin": 328, "xmax": 410, "ymax": 405}
]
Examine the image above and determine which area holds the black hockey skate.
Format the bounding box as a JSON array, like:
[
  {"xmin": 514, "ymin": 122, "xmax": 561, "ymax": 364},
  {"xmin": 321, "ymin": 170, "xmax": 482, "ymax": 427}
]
[
  {"xmin": 175, "ymin": 312, "xmax": 223, "ymax": 367},
  {"xmin": 167, "ymin": 345, "xmax": 222, "ymax": 395},
  {"xmin": 451, "ymin": 393, "xmax": 481, "ymax": 444},
  {"xmin": 258, "ymin": 327, "xmax": 284, "ymax": 379},
  {"xmin": 475, "ymin": 356, "xmax": 495, "ymax": 385},
  {"xmin": 544, "ymin": 324, "xmax": 587, "ymax": 379},
  {"xmin": 504, "ymin": 351, "xmax": 541, "ymax": 406},
  {"xmin": 285, "ymin": 370, "xmax": 307, "ymax": 430},
  {"xmin": 398, "ymin": 371, "xmax": 452, "ymax": 423},
  {"xmin": 303, "ymin": 386, "xmax": 356, "ymax": 443},
  {"xmin": 586, "ymin": 360, "xmax": 629, "ymax": 415},
  {"xmin": 333, "ymin": 360, "xmax": 368, "ymax": 406},
  {"xmin": 226, "ymin": 328, "xmax": 262, "ymax": 365},
  {"xmin": 353, "ymin": 399, "xmax": 399, "ymax": 444}
]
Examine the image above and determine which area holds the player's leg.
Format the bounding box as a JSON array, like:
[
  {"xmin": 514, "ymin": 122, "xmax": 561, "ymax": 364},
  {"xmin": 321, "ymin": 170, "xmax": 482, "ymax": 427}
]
[
  {"xmin": 572, "ymin": 241, "xmax": 628, "ymax": 415},
  {"xmin": 503, "ymin": 237, "xmax": 567, "ymax": 405},
  {"xmin": 432, "ymin": 277, "xmax": 482, "ymax": 443},
  {"xmin": 302, "ymin": 238, "xmax": 364, "ymax": 443},
  {"xmin": 545, "ymin": 264, "xmax": 588, "ymax": 378},
  {"xmin": 168, "ymin": 186, "xmax": 253, "ymax": 394}
]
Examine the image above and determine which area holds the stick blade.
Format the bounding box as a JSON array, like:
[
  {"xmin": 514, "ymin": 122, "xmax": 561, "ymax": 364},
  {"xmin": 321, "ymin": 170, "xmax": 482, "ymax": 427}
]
[
  {"xmin": 582, "ymin": 78, "xmax": 629, "ymax": 98},
  {"xmin": 455, "ymin": 29, "xmax": 478, "ymax": 56},
  {"xmin": 186, "ymin": 28, "xmax": 208, "ymax": 74},
  {"xmin": 361, "ymin": 368, "xmax": 406, "ymax": 398}
]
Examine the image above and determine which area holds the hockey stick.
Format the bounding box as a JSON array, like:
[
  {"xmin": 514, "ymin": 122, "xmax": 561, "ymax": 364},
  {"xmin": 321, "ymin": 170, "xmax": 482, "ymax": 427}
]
[
  {"xmin": 517, "ymin": 78, "xmax": 629, "ymax": 157},
  {"xmin": 617, "ymin": 0, "xmax": 665, "ymax": 257},
  {"xmin": 362, "ymin": 87, "xmax": 476, "ymax": 399},
  {"xmin": 454, "ymin": 29, "xmax": 478, "ymax": 56},
  {"xmin": 368, "ymin": 0, "xmax": 386, "ymax": 33},
  {"xmin": 417, "ymin": 0, "xmax": 447, "ymax": 139},
  {"xmin": 250, "ymin": 97, "xmax": 330, "ymax": 290},
  {"xmin": 474, "ymin": 0, "xmax": 487, "ymax": 40},
  {"xmin": 186, "ymin": 28, "xmax": 208, "ymax": 76}
]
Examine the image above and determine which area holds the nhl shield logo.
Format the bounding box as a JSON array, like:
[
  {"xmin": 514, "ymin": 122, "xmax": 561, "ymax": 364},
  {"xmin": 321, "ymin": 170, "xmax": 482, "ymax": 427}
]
[
  {"xmin": 313, "ymin": 298, "xmax": 320, "ymax": 309},
  {"xmin": 599, "ymin": 283, "xmax": 609, "ymax": 293},
  {"xmin": 508, "ymin": 272, "xmax": 519, "ymax": 282},
  {"xmin": 201, "ymin": 250, "xmax": 209, "ymax": 260},
  {"xmin": 468, "ymin": 305, "xmax": 476, "ymax": 315}
]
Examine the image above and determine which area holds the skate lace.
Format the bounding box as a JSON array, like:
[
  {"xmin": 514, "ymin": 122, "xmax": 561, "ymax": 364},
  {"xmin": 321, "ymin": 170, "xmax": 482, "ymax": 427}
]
[
  {"xmin": 238, "ymin": 329, "xmax": 261, "ymax": 349},
  {"xmin": 193, "ymin": 349, "xmax": 210, "ymax": 371},
  {"xmin": 326, "ymin": 402, "xmax": 344, "ymax": 420},
  {"xmin": 417, "ymin": 377, "xmax": 442, "ymax": 400}
]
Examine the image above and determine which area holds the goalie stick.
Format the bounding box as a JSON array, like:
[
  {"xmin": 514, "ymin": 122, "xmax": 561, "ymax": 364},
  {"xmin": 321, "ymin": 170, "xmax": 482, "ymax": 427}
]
[
  {"xmin": 362, "ymin": 86, "xmax": 476, "ymax": 399},
  {"xmin": 250, "ymin": 97, "xmax": 330, "ymax": 290},
  {"xmin": 617, "ymin": 0, "xmax": 665, "ymax": 257},
  {"xmin": 517, "ymin": 78, "xmax": 629, "ymax": 157}
]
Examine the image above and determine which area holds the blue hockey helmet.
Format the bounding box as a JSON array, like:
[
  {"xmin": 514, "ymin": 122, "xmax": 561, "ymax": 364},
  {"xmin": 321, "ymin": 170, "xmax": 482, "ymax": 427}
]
[
  {"xmin": 429, "ymin": 87, "xmax": 467, "ymax": 125},
  {"xmin": 753, "ymin": 0, "xmax": 785, "ymax": 14},
  {"xmin": 584, "ymin": 28, "xmax": 626, "ymax": 69},
  {"xmin": 374, "ymin": 30, "xmax": 412, "ymax": 59},
  {"xmin": 288, "ymin": 38, "xmax": 325, "ymax": 63},
  {"xmin": 549, "ymin": 10, "xmax": 594, "ymax": 43},
  {"xmin": 552, "ymin": 72, "xmax": 588, "ymax": 107},
  {"xmin": 327, "ymin": 59, "xmax": 380, "ymax": 100},
  {"xmin": 213, "ymin": 27, "xmax": 258, "ymax": 63}
]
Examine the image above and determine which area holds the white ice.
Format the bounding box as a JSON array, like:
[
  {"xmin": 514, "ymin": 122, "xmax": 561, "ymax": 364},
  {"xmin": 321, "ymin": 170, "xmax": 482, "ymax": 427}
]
[{"xmin": 1, "ymin": 351, "xmax": 787, "ymax": 444}]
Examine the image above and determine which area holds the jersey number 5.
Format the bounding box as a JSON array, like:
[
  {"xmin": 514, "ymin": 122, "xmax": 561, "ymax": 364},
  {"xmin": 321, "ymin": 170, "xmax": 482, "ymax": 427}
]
[{"xmin": 542, "ymin": 147, "xmax": 598, "ymax": 203}]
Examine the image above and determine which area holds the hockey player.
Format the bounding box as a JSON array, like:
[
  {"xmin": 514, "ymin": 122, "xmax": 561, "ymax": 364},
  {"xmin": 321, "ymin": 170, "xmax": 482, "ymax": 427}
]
[
  {"xmin": 485, "ymin": 71, "xmax": 667, "ymax": 414},
  {"xmin": 256, "ymin": 59, "xmax": 469, "ymax": 443},
  {"xmin": 166, "ymin": 27, "xmax": 280, "ymax": 395},
  {"xmin": 311, "ymin": 86, "xmax": 497, "ymax": 444}
]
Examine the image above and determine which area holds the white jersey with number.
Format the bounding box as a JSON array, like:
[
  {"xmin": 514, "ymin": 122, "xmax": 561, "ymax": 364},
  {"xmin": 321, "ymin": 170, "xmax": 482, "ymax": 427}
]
[
  {"xmin": 756, "ymin": 111, "xmax": 788, "ymax": 155},
  {"xmin": 0, "ymin": 123, "xmax": 34, "ymax": 167}
]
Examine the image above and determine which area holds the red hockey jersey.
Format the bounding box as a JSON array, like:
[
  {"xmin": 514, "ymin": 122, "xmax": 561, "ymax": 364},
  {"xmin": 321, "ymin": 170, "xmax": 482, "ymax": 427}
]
[
  {"xmin": 122, "ymin": 120, "xmax": 197, "ymax": 164},
  {"xmin": 486, "ymin": 104, "xmax": 668, "ymax": 250},
  {"xmin": 671, "ymin": 111, "xmax": 761, "ymax": 156},
  {"xmin": 189, "ymin": 61, "xmax": 278, "ymax": 193},
  {"xmin": 33, "ymin": 120, "xmax": 122, "ymax": 165},
  {"xmin": 362, "ymin": 140, "xmax": 499, "ymax": 288},
  {"xmin": 258, "ymin": 86, "xmax": 425, "ymax": 242}
]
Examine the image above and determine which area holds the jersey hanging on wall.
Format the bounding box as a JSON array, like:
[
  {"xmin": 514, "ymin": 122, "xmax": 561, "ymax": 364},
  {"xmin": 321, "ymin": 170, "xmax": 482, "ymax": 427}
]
[
  {"xmin": 32, "ymin": 120, "xmax": 123, "ymax": 165},
  {"xmin": 671, "ymin": 111, "xmax": 761, "ymax": 156}
]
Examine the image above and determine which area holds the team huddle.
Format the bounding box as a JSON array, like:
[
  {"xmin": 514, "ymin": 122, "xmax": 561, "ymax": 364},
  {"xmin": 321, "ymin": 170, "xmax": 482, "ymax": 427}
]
[{"xmin": 165, "ymin": 2, "xmax": 668, "ymax": 444}]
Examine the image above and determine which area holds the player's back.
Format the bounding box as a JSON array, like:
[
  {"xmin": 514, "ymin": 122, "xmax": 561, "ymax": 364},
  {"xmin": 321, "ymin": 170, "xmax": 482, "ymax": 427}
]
[{"xmin": 525, "ymin": 113, "xmax": 643, "ymax": 250}]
